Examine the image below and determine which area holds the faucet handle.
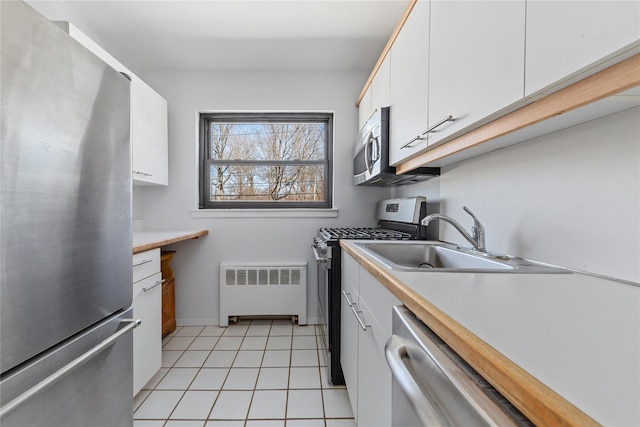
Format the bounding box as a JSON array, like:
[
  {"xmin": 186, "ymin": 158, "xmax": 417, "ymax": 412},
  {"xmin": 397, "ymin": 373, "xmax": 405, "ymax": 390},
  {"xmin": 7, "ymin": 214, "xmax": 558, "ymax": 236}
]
[
  {"xmin": 462, "ymin": 206, "xmax": 486, "ymax": 251},
  {"xmin": 462, "ymin": 206, "xmax": 481, "ymax": 227}
]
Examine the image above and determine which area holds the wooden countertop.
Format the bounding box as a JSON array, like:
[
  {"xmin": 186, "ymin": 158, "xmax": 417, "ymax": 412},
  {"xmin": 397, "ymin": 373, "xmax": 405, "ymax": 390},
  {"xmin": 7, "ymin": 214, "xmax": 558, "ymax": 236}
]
[
  {"xmin": 341, "ymin": 240, "xmax": 640, "ymax": 427},
  {"xmin": 133, "ymin": 229, "xmax": 209, "ymax": 254}
]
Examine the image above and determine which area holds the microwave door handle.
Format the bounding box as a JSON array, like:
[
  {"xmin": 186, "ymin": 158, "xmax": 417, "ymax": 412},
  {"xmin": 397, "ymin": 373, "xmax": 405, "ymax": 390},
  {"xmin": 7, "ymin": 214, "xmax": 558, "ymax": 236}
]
[
  {"xmin": 372, "ymin": 135, "xmax": 380, "ymax": 163},
  {"xmin": 364, "ymin": 133, "xmax": 372, "ymax": 174}
]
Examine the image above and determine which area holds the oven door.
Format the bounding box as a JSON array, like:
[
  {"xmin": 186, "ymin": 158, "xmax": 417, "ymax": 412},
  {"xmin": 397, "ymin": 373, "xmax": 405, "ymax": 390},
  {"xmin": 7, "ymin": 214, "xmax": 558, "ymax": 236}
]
[
  {"xmin": 312, "ymin": 243, "xmax": 345, "ymax": 385},
  {"xmin": 312, "ymin": 244, "xmax": 331, "ymax": 353}
]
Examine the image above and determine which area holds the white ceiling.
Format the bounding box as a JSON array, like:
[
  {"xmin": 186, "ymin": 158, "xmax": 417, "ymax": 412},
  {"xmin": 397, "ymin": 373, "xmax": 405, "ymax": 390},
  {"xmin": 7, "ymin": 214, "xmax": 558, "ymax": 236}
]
[{"xmin": 38, "ymin": 0, "xmax": 410, "ymax": 72}]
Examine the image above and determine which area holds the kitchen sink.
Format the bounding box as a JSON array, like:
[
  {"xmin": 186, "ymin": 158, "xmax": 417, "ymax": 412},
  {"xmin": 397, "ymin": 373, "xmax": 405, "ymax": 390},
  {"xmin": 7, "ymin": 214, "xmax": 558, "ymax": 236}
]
[{"xmin": 354, "ymin": 241, "xmax": 568, "ymax": 273}]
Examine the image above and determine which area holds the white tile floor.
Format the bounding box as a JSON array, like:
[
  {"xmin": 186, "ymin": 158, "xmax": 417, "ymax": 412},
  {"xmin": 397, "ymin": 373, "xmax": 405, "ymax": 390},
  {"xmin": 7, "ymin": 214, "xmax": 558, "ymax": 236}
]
[{"xmin": 133, "ymin": 320, "xmax": 356, "ymax": 427}]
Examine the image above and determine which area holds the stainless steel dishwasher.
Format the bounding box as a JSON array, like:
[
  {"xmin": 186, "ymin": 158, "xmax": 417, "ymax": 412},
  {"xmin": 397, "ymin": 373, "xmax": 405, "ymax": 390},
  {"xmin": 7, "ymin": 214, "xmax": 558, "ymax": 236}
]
[{"xmin": 386, "ymin": 306, "xmax": 534, "ymax": 427}]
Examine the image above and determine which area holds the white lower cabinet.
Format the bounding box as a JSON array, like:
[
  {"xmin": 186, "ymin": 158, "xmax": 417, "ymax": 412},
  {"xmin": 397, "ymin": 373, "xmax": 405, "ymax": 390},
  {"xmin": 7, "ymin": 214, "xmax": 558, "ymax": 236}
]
[
  {"xmin": 340, "ymin": 260, "xmax": 360, "ymax": 420},
  {"xmin": 341, "ymin": 252, "xmax": 401, "ymax": 427},
  {"xmin": 132, "ymin": 249, "xmax": 162, "ymax": 396}
]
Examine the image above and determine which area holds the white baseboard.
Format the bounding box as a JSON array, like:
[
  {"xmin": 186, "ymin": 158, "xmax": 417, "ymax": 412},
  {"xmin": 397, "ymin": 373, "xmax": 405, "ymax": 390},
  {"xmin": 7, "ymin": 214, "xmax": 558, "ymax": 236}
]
[{"xmin": 176, "ymin": 316, "xmax": 322, "ymax": 327}]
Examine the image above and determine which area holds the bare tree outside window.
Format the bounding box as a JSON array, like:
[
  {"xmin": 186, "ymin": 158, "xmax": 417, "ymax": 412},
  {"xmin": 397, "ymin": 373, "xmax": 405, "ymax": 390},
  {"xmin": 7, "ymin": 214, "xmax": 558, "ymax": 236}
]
[{"xmin": 200, "ymin": 113, "xmax": 332, "ymax": 209}]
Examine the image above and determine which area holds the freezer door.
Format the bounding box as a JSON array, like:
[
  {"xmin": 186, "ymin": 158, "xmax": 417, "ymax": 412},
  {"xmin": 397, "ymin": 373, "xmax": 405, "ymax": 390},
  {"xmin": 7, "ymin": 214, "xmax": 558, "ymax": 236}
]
[
  {"xmin": 0, "ymin": 309, "xmax": 135, "ymax": 427},
  {"xmin": 0, "ymin": 1, "xmax": 132, "ymax": 373}
]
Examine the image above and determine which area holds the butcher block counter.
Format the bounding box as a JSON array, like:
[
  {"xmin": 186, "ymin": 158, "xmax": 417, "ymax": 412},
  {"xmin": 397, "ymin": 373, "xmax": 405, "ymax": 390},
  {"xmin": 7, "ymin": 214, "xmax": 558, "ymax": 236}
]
[
  {"xmin": 133, "ymin": 229, "xmax": 209, "ymax": 254},
  {"xmin": 341, "ymin": 240, "xmax": 639, "ymax": 427}
]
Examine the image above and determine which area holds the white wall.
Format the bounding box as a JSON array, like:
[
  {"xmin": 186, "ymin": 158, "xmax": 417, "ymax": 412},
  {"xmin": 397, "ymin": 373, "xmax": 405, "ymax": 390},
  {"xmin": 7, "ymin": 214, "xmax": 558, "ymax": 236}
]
[
  {"xmin": 397, "ymin": 107, "xmax": 640, "ymax": 283},
  {"xmin": 139, "ymin": 69, "xmax": 390, "ymax": 325}
]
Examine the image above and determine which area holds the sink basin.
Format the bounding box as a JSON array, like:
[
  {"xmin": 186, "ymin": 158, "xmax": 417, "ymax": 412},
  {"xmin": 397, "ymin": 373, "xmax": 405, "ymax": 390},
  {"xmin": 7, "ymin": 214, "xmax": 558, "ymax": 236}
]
[{"xmin": 354, "ymin": 241, "xmax": 568, "ymax": 273}]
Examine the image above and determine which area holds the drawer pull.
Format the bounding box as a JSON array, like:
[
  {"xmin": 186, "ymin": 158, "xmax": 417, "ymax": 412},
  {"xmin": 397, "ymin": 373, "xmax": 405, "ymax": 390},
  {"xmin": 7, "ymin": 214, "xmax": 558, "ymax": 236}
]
[
  {"xmin": 342, "ymin": 290, "xmax": 355, "ymax": 307},
  {"xmin": 351, "ymin": 306, "xmax": 371, "ymax": 331},
  {"xmin": 401, "ymin": 115, "xmax": 455, "ymax": 149},
  {"xmin": 143, "ymin": 279, "xmax": 165, "ymax": 292},
  {"xmin": 133, "ymin": 259, "xmax": 153, "ymax": 268},
  {"xmin": 133, "ymin": 170, "xmax": 153, "ymax": 177}
]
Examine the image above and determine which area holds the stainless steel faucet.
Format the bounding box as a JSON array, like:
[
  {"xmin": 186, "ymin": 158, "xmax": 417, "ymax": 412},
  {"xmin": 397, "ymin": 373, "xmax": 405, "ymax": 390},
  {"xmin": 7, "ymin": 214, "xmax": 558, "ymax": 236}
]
[{"xmin": 421, "ymin": 206, "xmax": 486, "ymax": 252}]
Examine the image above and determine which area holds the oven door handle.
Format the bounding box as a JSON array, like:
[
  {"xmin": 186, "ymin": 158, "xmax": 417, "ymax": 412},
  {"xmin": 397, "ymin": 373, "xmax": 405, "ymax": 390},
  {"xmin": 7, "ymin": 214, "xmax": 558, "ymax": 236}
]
[{"xmin": 311, "ymin": 245, "xmax": 331, "ymax": 267}]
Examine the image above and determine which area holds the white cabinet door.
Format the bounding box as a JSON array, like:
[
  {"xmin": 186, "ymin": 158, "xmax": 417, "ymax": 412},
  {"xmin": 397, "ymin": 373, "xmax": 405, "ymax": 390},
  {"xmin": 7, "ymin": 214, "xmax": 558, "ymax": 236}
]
[
  {"xmin": 356, "ymin": 267, "xmax": 399, "ymax": 427},
  {"xmin": 389, "ymin": 0, "xmax": 430, "ymax": 165},
  {"xmin": 341, "ymin": 253, "xmax": 360, "ymax": 420},
  {"xmin": 131, "ymin": 75, "xmax": 169, "ymax": 186},
  {"xmin": 340, "ymin": 284, "xmax": 359, "ymax": 420},
  {"xmin": 133, "ymin": 271, "xmax": 162, "ymax": 395},
  {"xmin": 427, "ymin": 0, "xmax": 525, "ymax": 147},
  {"xmin": 371, "ymin": 55, "xmax": 391, "ymax": 110},
  {"xmin": 358, "ymin": 86, "xmax": 373, "ymax": 133},
  {"xmin": 525, "ymin": 1, "xmax": 640, "ymax": 97},
  {"xmin": 341, "ymin": 251, "xmax": 401, "ymax": 426}
]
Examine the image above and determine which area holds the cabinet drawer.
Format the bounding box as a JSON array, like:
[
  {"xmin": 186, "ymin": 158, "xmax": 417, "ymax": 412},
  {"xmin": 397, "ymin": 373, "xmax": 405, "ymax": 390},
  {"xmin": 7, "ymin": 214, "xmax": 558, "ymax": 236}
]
[
  {"xmin": 342, "ymin": 252, "xmax": 360, "ymax": 295},
  {"xmin": 133, "ymin": 249, "xmax": 160, "ymax": 283},
  {"xmin": 133, "ymin": 272, "xmax": 162, "ymax": 395}
]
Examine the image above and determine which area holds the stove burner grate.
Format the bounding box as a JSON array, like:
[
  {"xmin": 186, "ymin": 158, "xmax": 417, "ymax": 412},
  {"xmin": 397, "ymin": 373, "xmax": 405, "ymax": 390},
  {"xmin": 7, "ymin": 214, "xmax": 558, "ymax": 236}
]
[{"xmin": 319, "ymin": 227, "xmax": 412, "ymax": 241}]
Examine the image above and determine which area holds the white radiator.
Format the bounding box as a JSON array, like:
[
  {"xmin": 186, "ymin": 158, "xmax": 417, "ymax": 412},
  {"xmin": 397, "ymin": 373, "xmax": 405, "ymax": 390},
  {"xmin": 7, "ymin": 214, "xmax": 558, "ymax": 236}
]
[{"xmin": 219, "ymin": 262, "xmax": 307, "ymax": 327}]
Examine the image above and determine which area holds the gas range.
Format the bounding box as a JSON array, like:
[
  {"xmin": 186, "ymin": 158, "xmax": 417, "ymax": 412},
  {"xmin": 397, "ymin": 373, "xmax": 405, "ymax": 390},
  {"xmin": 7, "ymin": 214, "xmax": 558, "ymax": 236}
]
[{"xmin": 312, "ymin": 197, "xmax": 435, "ymax": 386}]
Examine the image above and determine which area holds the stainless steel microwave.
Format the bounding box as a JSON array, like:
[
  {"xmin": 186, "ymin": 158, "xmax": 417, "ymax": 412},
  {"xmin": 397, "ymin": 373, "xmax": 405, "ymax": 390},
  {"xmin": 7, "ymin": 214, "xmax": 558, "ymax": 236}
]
[{"xmin": 353, "ymin": 106, "xmax": 440, "ymax": 186}]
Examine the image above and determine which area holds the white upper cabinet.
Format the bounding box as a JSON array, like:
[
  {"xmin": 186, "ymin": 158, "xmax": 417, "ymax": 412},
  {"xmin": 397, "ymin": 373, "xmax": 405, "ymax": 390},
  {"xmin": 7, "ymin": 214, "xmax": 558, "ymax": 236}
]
[
  {"xmin": 358, "ymin": 55, "xmax": 390, "ymax": 134},
  {"xmin": 371, "ymin": 54, "xmax": 391, "ymax": 111},
  {"xmin": 389, "ymin": 0, "xmax": 430, "ymax": 166},
  {"xmin": 56, "ymin": 21, "xmax": 169, "ymax": 186},
  {"xmin": 358, "ymin": 86, "xmax": 373, "ymax": 133},
  {"xmin": 525, "ymin": 1, "xmax": 640, "ymax": 97},
  {"xmin": 131, "ymin": 75, "xmax": 169, "ymax": 186},
  {"xmin": 426, "ymin": 0, "xmax": 526, "ymax": 147}
]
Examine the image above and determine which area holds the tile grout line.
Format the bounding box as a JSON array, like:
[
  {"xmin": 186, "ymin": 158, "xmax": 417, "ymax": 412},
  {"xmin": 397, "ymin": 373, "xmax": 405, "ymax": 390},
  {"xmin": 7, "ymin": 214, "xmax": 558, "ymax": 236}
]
[
  {"xmin": 135, "ymin": 321, "xmax": 354, "ymax": 426},
  {"xmin": 171, "ymin": 326, "xmax": 220, "ymax": 422}
]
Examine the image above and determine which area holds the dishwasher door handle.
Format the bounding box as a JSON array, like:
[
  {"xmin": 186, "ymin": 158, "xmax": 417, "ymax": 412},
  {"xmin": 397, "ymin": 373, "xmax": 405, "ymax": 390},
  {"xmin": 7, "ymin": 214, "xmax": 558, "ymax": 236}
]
[{"xmin": 385, "ymin": 335, "xmax": 442, "ymax": 426}]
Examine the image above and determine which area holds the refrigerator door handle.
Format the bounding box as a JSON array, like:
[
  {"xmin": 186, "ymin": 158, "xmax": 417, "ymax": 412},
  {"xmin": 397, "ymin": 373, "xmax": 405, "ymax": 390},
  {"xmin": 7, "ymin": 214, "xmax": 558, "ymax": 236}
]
[{"xmin": 0, "ymin": 319, "xmax": 141, "ymax": 420}]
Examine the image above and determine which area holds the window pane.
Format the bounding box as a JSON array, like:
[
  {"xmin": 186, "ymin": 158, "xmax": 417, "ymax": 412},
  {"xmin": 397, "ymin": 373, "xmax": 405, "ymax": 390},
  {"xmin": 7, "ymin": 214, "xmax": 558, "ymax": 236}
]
[
  {"xmin": 209, "ymin": 123, "xmax": 326, "ymax": 161},
  {"xmin": 208, "ymin": 164, "xmax": 325, "ymax": 201},
  {"xmin": 200, "ymin": 112, "xmax": 332, "ymax": 209}
]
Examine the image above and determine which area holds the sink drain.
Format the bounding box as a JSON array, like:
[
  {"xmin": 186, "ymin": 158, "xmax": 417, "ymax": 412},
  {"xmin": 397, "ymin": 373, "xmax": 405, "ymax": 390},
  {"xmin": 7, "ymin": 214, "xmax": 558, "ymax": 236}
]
[{"xmin": 418, "ymin": 262, "xmax": 434, "ymax": 269}]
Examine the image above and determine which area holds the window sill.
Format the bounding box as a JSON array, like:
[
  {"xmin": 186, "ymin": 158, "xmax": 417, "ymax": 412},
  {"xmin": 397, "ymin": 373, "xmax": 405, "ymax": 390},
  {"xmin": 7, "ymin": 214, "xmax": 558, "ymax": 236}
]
[{"xmin": 190, "ymin": 208, "xmax": 339, "ymax": 219}]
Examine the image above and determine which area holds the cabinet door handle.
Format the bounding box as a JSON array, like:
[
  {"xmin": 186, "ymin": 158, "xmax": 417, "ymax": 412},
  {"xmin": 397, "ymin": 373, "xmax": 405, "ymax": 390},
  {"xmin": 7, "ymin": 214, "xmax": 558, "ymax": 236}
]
[
  {"xmin": 133, "ymin": 259, "xmax": 153, "ymax": 268},
  {"xmin": 342, "ymin": 290, "xmax": 355, "ymax": 307},
  {"xmin": 426, "ymin": 115, "xmax": 455, "ymax": 134},
  {"xmin": 401, "ymin": 115, "xmax": 455, "ymax": 149},
  {"xmin": 351, "ymin": 306, "xmax": 371, "ymax": 331},
  {"xmin": 400, "ymin": 134, "xmax": 427, "ymax": 149},
  {"xmin": 143, "ymin": 279, "xmax": 165, "ymax": 292},
  {"xmin": 133, "ymin": 170, "xmax": 153, "ymax": 177}
]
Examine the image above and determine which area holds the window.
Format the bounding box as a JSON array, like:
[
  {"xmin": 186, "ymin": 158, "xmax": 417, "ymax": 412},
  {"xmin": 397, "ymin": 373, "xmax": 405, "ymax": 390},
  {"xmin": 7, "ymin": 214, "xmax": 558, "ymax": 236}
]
[{"xmin": 199, "ymin": 112, "xmax": 333, "ymax": 209}]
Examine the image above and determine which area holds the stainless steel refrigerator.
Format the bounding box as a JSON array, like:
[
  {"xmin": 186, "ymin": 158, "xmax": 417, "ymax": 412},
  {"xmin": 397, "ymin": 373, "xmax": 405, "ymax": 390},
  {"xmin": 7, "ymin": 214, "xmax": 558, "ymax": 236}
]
[{"xmin": 1, "ymin": 1, "xmax": 136, "ymax": 426}]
